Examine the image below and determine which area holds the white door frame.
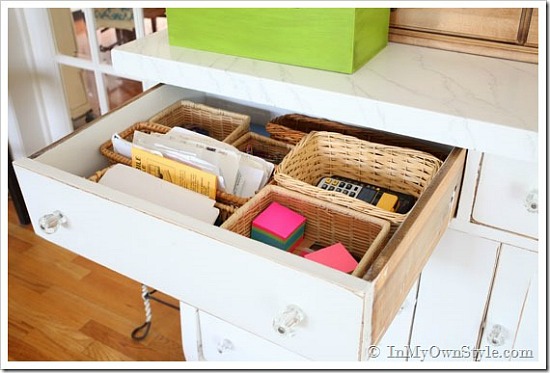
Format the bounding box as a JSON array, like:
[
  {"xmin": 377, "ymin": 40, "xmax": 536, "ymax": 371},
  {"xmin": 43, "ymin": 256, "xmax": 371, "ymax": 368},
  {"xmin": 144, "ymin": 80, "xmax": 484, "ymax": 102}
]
[{"xmin": 6, "ymin": 6, "xmax": 147, "ymax": 159}]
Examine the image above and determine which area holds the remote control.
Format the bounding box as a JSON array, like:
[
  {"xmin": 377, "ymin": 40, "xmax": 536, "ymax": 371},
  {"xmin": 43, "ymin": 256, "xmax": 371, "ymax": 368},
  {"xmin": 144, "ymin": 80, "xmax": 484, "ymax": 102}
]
[{"xmin": 316, "ymin": 176, "xmax": 416, "ymax": 214}]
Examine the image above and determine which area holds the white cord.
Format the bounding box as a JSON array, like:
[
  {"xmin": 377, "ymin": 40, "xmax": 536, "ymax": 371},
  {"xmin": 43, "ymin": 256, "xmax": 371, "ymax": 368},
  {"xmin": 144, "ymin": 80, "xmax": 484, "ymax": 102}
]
[{"xmin": 141, "ymin": 284, "xmax": 152, "ymax": 324}]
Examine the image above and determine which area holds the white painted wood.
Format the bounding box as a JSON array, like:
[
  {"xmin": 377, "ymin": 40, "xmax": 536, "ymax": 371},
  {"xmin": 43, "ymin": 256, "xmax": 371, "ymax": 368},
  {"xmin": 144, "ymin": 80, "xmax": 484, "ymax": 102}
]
[
  {"xmin": 479, "ymin": 245, "xmax": 537, "ymax": 361},
  {"xmin": 409, "ymin": 229, "xmax": 498, "ymax": 362},
  {"xmin": 179, "ymin": 302, "xmax": 202, "ymax": 361},
  {"xmin": 373, "ymin": 280, "xmax": 419, "ymax": 362},
  {"xmin": 450, "ymin": 219, "xmax": 538, "ymax": 253},
  {"xmin": 472, "ymin": 154, "xmax": 538, "ymax": 239},
  {"xmin": 512, "ymin": 270, "xmax": 539, "ymax": 362},
  {"xmin": 454, "ymin": 150, "xmax": 482, "ymax": 223},
  {"xmin": 198, "ymin": 310, "xmax": 307, "ymax": 361},
  {"xmin": 112, "ymin": 30, "xmax": 538, "ymax": 162},
  {"xmin": 7, "ymin": 9, "xmax": 57, "ymax": 157},
  {"xmin": 13, "ymin": 161, "xmax": 368, "ymax": 361}
]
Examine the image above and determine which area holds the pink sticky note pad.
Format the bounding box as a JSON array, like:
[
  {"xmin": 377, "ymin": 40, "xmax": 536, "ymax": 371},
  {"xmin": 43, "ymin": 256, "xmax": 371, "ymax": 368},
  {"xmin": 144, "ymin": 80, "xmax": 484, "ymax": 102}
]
[
  {"xmin": 304, "ymin": 242, "xmax": 358, "ymax": 273},
  {"xmin": 252, "ymin": 202, "xmax": 306, "ymax": 240}
]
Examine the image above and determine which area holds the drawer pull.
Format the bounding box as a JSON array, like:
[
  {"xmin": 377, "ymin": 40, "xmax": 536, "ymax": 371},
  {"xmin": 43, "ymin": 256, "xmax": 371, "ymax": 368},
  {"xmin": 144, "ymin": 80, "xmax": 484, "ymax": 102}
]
[
  {"xmin": 39, "ymin": 211, "xmax": 67, "ymax": 234},
  {"xmin": 486, "ymin": 324, "xmax": 508, "ymax": 346},
  {"xmin": 216, "ymin": 339, "xmax": 234, "ymax": 354},
  {"xmin": 524, "ymin": 189, "xmax": 538, "ymax": 213},
  {"xmin": 272, "ymin": 305, "xmax": 305, "ymax": 337}
]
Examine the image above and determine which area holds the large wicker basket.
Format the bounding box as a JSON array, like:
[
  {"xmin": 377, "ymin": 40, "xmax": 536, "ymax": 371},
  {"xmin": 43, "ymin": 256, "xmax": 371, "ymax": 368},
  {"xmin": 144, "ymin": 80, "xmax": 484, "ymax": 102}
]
[
  {"xmin": 274, "ymin": 131, "xmax": 443, "ymax": 231},
  {"xmin": 88, "ymin": 166, "xmax": 238, "ymax": 225},
  {"xmin": 266, "ymin": 113, "xmax": 449, "ymax": 160},
  {"xmin": 99, "ymin": 122, "xmax": 250, "ymax": 208},
  {"xmin": 148, "ymin": 100, "xmax": 250, "ymax": 144},
  {"xmin": 221, "ymin": 185, "xmax": 390, "ymax": 278}
]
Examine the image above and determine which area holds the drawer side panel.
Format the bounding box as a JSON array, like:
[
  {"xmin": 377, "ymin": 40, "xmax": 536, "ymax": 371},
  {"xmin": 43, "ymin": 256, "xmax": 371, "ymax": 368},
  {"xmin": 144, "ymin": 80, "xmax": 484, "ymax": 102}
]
[{"xmin": 366, "ymin": 148, "xmax": 466, "ymax": 344}]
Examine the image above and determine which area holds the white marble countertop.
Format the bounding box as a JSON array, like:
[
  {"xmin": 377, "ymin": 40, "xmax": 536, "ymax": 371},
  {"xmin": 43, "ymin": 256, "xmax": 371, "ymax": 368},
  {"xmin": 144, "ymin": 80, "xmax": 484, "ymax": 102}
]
[{"xmin": 113, "ymin": 30, "xmax": 538, "ymax": 162}]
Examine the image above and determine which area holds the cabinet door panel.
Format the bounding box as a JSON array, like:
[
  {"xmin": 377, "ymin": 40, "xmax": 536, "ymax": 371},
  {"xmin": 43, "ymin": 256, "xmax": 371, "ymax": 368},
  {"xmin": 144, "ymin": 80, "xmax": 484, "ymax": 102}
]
[
  {"xmin": 480, "ymin": 245, "xmax": 537, "ymax": 361},
  {"xmin": 409, "ymin": 229, "xmax": 498, "ymax": 361},
  {"xmin": 390, "ymin": 9, "xmax": 522, "ymax": 43}
]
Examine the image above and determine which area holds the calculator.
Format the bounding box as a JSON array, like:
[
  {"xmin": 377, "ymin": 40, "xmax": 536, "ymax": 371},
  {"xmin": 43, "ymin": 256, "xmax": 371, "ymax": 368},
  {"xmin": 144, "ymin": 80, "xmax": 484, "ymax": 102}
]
[{"xmin": 316, "ymin": 176, "xmax": 417, "ymax": 214}]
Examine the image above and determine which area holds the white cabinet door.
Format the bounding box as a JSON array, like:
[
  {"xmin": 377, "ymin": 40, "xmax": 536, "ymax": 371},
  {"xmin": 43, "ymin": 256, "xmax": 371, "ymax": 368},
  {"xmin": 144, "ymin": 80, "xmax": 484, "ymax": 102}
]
[
  {"xmin": 511, "ymin": 269, "xmax": 539, "ymax": 362},
  {"xmin": 479, "ymin": 244, "xmax": 537, "ymax": 361},
  {"xmin": 409, "ymin": 229, "xmax": 498, "ymax": 362},
  {"xmin": 472, "ymin": 154, "xmax": 538, "ymax": 239}
]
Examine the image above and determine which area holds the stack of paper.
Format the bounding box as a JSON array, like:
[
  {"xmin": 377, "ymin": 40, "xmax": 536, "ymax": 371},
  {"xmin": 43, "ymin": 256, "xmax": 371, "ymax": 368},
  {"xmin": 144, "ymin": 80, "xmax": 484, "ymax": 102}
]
[{"xmin": 111, "ymin": 127, "xmax": 274, "ymax": 199}]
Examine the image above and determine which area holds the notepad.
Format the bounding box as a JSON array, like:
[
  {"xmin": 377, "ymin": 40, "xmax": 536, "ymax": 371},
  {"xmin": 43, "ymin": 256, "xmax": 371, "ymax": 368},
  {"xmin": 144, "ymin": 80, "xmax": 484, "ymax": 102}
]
[
  {"xmin": 304, "ymin": 242, "xmax": 358, "ymax": 273},
  {"xmin": 251, "ymin": 202, "xmax": 306, "ymax": 251}
]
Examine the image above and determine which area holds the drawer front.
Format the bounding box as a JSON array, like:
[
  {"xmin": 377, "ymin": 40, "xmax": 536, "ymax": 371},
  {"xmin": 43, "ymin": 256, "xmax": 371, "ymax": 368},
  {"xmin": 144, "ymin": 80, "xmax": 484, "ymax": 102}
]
[
  {"xmin": 14, "ymin": 164, "xmax": 365, "ymax": 361},
  {"xmin": 472, "ymin": 154, "xmax": 538, "ymax": 238},
  {"xmin": 198, "ymin": 310, "xmax": 307, "ymax": 361}
]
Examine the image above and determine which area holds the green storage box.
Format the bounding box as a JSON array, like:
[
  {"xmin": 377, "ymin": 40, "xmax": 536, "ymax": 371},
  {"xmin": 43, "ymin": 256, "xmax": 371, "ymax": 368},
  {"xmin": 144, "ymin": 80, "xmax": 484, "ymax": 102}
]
[{"xmin": 166, "ymin": 8, "xmax": 390, "ymax": 74}]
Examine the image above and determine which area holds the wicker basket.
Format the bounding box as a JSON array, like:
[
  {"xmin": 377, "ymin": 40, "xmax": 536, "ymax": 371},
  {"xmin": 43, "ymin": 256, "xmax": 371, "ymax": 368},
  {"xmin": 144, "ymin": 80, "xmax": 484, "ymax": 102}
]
[
  {"xmin": 266, "ymin": 113, "xmax": 448, "ymax": 160},
  {"xmin": 99, "ymin": 121, "xmax": 250, "ymax": 208},
  {"xmin": 100, "ymin": 122, "xmax": 172, "ymax": 165},
  {"xmin": 88, "ymin": 167, "xmax": 238, "ymax": 225},
  {"xmin": 231, "ymin": 132, "xmax": 294, "ymax": 165},
  {"xmin": 221, "ymin": 185, "xmax": 390, "ymax": 277},
  {"xmin": 274, "ymin": 131, "xmax": 443, "ymax": 231},
  {"xmin": 148, "ymin": 100, "xmax": 250, "ymax": 144}
]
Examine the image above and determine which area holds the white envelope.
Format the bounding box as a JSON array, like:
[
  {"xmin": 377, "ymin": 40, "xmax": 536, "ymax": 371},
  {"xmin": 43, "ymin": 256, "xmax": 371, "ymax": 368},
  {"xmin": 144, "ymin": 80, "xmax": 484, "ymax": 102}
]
[{"xmin": 98, "ymin": 164, "xmax": 219, "ymax": 225}]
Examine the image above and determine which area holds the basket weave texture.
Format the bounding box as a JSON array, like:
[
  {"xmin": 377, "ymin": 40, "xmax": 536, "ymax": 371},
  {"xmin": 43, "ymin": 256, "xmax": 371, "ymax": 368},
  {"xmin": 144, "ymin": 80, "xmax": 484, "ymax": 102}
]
[
  {"xmin": 100, "ymin": 122, "xmax": 171, "ymax": 165},
  {"xmin": 148, "ymin": 100, "xmax": 250, "ymax": 144},
  {"xmin": 274, "ymin": 131, "xmax": 443, "ymax": 230},
  {"xmin": 231, "ymin": 132, "xmax": 294, "ymax": 165},
  {"xmin": 88, "ymin": 166, "xmax": 238, "ymax": 224},
  {"xmin": 266, "ymin": 113, "xmax": 449, "ymax": 160},
  {"xmin": 221, "ymin": 185, "xmax": 390, "ymax": 278}
]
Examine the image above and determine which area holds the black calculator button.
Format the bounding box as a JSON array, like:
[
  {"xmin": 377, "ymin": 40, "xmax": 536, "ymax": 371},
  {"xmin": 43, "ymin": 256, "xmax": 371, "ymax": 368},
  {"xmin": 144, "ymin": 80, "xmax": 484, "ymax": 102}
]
[
  {"xmin": 339, "ymin": 182, "xmax": 346, "ymax": 188},
  {"xmin": 343, "ymin": 190, "xmax": 349, "ymax": 195},
  {"xmin": 349, "ymin": 192, "xmax": 356, "ymax": 197},
  {"xmin": 345, "ymin": 184, "xmax": 352, "ymax": 189},
  {"xmin": 321, "ymin": 184, "xmax": 328, "ymax": 189},
  {"xmin": 336, "ymin": 188, "xmax": 342, "ymax": 192},
  {"xmin": 328, "ymin": 186, "xmax": 335, "ymax": 191}
]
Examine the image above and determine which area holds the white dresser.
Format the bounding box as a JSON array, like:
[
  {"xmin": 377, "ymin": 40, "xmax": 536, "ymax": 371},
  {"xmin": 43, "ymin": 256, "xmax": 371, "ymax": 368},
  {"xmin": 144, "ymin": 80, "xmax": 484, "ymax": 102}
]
[{"xmin": 13, "ymin": 30, "xmax": 540, "ymax": 365}]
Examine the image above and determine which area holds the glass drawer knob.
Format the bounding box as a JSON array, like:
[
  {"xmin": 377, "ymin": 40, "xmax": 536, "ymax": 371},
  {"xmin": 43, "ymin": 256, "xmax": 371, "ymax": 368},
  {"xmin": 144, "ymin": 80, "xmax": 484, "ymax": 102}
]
[
  {"xmin": 272, "ymin": 305, "xmax": 305, "ymax": 337},
  {"xmin": 39, "ymin": 211, "xmax": 67, "ymax": 234},
  {"xmin": 525, "ymin": 189, "xmax": 538, "ymax": 213},
  {"xmin": 216, "ymin": 339, "xmax": 233, "ymax": 354},
  {"xmin": 486, "ymin": 324, "xmax": 507, "ymax": 346}
]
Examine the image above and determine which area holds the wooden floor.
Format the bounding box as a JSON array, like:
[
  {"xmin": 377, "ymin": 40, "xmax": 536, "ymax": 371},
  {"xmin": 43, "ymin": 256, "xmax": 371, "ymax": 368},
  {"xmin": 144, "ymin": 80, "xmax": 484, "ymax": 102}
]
[{"xmin": 7, "ymin": 199, "xmax": 185, "ymax": 361}]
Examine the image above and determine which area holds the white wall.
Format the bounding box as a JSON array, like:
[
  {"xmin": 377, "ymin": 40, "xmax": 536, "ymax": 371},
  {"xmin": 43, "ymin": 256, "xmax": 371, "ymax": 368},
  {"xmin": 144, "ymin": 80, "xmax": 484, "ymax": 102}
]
[{"xmin": 8, "ymin": 8, "xmax": 73, "ymax": 159}]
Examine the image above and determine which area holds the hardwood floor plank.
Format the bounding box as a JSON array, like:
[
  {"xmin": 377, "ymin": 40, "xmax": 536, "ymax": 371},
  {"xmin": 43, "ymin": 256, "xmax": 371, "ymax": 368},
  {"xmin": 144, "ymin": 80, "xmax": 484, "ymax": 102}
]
[{"xmin": 7, "ymin": 199, "xmax": 184, "ymax": 362}]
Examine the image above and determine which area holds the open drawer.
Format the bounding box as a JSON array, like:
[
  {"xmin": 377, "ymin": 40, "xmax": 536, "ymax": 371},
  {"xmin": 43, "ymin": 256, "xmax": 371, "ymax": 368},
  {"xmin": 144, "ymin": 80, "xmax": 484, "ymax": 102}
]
[{"xmin": 13, "ymin": 84, "xmax": 466, "ymax": 361}]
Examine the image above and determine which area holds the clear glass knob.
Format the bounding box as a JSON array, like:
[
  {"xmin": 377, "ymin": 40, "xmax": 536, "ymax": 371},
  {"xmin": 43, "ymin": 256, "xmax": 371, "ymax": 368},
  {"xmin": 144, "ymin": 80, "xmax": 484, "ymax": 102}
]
[
  {"xmin": 216, "ymin": 339, "xmax": 233, "ymax": 354},
  {"xmin": 486, "ymin": 324, "xmax": 507, "ymax": 346},
  {"xmin": 39, "ymin": 211, "xmax": 67, "ymax": 234},
  {"xmin": 525, "ymin": 189, "xmax": 538, "ymax": 213},
  {"xmin": 272, "ymin": 305, "xmax": 305, "ymax": 337}
]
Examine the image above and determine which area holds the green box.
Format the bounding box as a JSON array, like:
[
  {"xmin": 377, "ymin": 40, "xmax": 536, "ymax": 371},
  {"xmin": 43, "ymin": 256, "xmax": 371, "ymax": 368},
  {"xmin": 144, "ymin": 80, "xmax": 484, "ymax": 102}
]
[{"xmin": 166, "ymin": 8, "xmax": 390, "ymax": 74}]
